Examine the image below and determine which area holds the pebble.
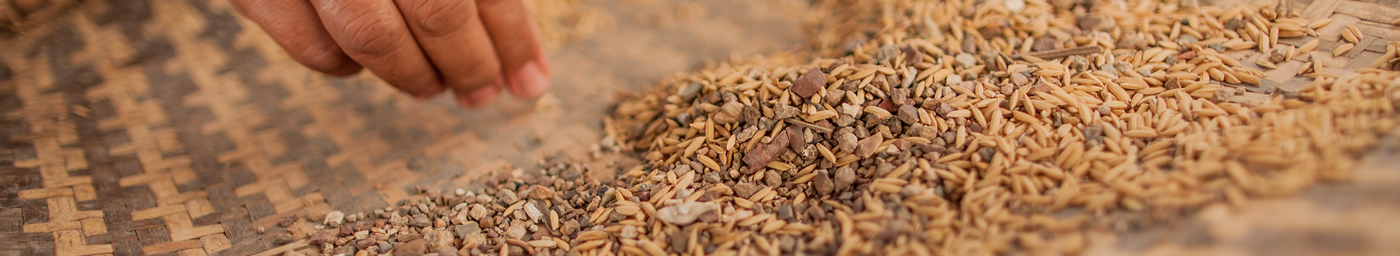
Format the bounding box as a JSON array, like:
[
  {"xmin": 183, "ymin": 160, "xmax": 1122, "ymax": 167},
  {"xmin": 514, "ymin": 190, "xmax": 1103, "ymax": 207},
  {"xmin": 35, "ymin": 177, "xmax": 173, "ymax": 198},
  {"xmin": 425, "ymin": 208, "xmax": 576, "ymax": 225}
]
[
  {"xmin": 377, "ymin": 241, "xmax": 393, "ymax": 254},
  {"xmin": 278, "ymin": 216, "xmax": 298, "ymax": 227},
  {"xmin": 733, "ymin": 183, "xmax": 761, "ymax": 198},
  {"xmin": 835, "ymin": 167, "xmax": 856, "ymax": 191},
  {"xmin": 330, "ymin": 245, "xmax": 356, "ymax": 256},
  {"xmin": 792, "ymin": 67, "xmax": 828, "ymax": 98},
  {"xmin": 424, "ymin": 230, "xmax": 454, "ymax": 250},
  {"xmin": 837, "ymin": 132, "xmax": 858, "ymax": 153},
  {"xmin": 1010, "ymin": 72, "xmax": 1029, "ymax": 86},
  {"xmin": 309, "ymin": 231, "xmax": 336, "ymax": 245},
  {"xmin": 955, "ymin": 53, "xmax": 976, "ymax": 68},
  {"xmin": 897, "ymin": 105, "xmax": 919, "ymax": 124},
  {"xmin": 437, "ymin": 248, "xmax": 457, "ymax": 256},
  {"xmin": 814, "ymin": 169, "xmax": 834, "ymax": 196},
  {"xmin": 741, "ymin": 129, "xmax": 791, "ymax": 174},
  {"xmin": 396, "ymin": 239, "xmax": 427, "ymax": 256},
  {"xmin": 506, "ymin": 225, "xmax": 527, "ymax": 239},
  {"xmin": 271, "ymin": 233, "xmax": 293, "ymax": 245},
  {"xmin": 323, "ymin": 211, "xmax": 345, "ymax": 226},
  {"xmin": 461, "ymin": 233, "xmax": 487, "ymax": 250},
  {"xmin": 408, "ymin": 216, "xmax": 431, "ymax": 228},
  {"xmin": 455, "ymin": 222, "xmax": 480, "ymax": 238},
  {"xmin": 526, "ymin": 185, "xmax": 554, "ymax": 199},
  {"xmin": 764, "ymin": 170, "xmax": 783, "ymax": 188},
  {"xmin": 468, "ymin": 205, "xmax": 489, "ymax": 220},
  {"xmin": 561, "ymin": 220, "xmax": 580, "ymax": 235},
  {"xmin": 777, "ymin": 205, "xmax": 794, "ymax": 220},
  {"xmin": 703, "ymin": 172, "xmax": 723, "ymax": 183},
  {"xmin": 657, "ymin": 202, "xmax": 717, "ymax": 226},
  {"xmin": 354, "ymin": 220, "xmax": 371, "ymax": 231},
  {"xmin": 945, "ymin": 74, "xmax": 962, "ymax": 85},
  {"xmin": 712, "ymin": 101, "xmax": 745, "ymax": 125},
  {"xmin": 679, "ymin": 82, "xmax": 703, "ymax": 102},
  {"xmin": 524, "ymin": 202, "xmax": 544, "ymax": 222},
  {"xmin": 855, "ymin": 135, "xmax": 884, "ymax": 158},
  {"xmin": 496, "ymin": 189, "xmax": 519, "ymax": 206},
  {"xmin": 1004, "ymin": 0, "xmax": 1025, "ymax": 12}
]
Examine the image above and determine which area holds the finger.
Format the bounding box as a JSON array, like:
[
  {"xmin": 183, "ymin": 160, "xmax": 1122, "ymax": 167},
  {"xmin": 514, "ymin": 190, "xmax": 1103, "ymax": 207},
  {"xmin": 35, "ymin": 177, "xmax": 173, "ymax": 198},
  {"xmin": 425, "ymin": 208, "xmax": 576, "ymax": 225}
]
[
  {"xmin": 457, "ymin": 84, "xmax": 501, "ymax": 108},
  {"xmin": 307, "ymin": 0, "xmax": 447, "ymax": 98},
  {"xmin": 393, "ymin": 0, "xmax": 504, "ymax": 104},
  {"xmin": 230, "ymin": 0, "xmax": 362, "ymax": 76},
  {"xmin": 477, "ymin": 0, "xmax": 551, "ymax": 99}
]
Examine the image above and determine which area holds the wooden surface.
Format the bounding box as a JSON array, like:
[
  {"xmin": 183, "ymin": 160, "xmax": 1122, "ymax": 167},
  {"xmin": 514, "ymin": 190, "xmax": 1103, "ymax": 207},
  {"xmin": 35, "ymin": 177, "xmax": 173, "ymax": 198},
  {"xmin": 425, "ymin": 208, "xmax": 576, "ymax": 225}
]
[{"xmin": 0, "ymin": 0, "xmax": 1397, "ymax": 255}]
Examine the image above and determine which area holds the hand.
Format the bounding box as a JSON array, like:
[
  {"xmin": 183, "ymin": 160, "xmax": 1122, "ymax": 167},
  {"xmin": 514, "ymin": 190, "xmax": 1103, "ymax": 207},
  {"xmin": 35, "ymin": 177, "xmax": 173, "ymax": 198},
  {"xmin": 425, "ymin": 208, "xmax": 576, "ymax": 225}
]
[{"xmin": 231, "ymin": 0, "xmax": 551, "ymax": 108}]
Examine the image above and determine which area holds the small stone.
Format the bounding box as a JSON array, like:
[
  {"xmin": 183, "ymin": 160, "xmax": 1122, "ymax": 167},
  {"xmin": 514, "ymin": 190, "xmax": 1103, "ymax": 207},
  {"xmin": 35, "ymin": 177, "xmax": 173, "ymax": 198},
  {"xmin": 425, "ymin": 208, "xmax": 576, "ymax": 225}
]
[
  {"xmin": 377, "ymin": 241, "xmax": 393, "ymax": 254},
  {"xmin": 424, "ymin": 230, "xmax": 454, "ymax": 250},
  {"xmin": 712, "ymin": 101, "xmax": 745, "ymax": 125},
  {"xmin": 272, "ymin": 233, "xmax": 294, "ymax": 245},
  {"xmin": 1084, "ymin": 123, "xmax": 1104, "ymax": 145},
  {"xmin": 670, "ymin": 230, "xmax": 690, "ymax": 253},
  {"xmin": 460, "ymin": 233, "xmax": 487, "ymax": 250},
  {"xmin": 455, "ymin": 222, "xmax": 481, "ymax": 238},
  {"xmin": 679, "ymin": 82, "xmax": 703, "ymax": 102},
  {"xmin": 620, "ymin": 225, "xmax": 639, "ymax": 239},
  {"xmin": 657, "ymin": 202, "xmax": 717, "ymax": 226},
  {"xmin": 355, "ymin": 239, "xmax": 375, "ymax": 250},
  {"xmin": 855, "ymin": 135, "xmax": 884, "ymax": 158},
  {"xmin": 561, "ymin": 219, "xmax": 580, "ymax": 235},
  {"xmin": 955, "ymin": 53, "xmax": 977, "ymax": 68},
  {"xmin": 814, "ymin": 169, "xmax": 834, "ymax": 196},
  {"xmin": 309, "ymin": 231, "xmax": 336, "ymax": 245},
  {"xmin": 792, "ymin": 67, "xmax": 828, "ymax": 98},
  {"xmin": 945, "ymin": 74, "xmax": 963, "ymax": 85},
  {"xmin": 1032, "ymin": 37, "xmax": 1057, "ymax": 51},
  {"xmin": 524, "ymin": 202, "xmax": 544, "ymax": 222},
  {"xmin": 897, "ymin": 105, "xmax": 919, "ymax": 124},
  {"xmin": 396, "ymin": 239, "xmax": 427, "ymax": 256},
  {"xmin": 354, "ymin": 220, "xmax": 371, "ymax": 231},
  {"xmin": 734, "ymin": 183, "xmax": 762, "ymax": 198},
  {"xmin": 279, "ymin": 215, "xmax": 298, "ymax": 227},
  {"xmin": 777, "ymin": 205, "xmax": 794, "ymax": 220},
  {"xmin": 1005, "ymin": 0, "xmax": 1025, "ymax": 12},
  {"xmin": 339, "ymin": 225, "xmax": 354, "ymax": 237},
  {"xmin": 408, "ymin": 216, "xmax": 431, "ymax": 228},
  {"xmin": 496, "ymin": 189, "xmax": 519, "ymax": 206},
  {"xmin": 837, "ymin": 132, "xmax": 859, "ymax": 153},
  {"xmin": 1068, "ymin": 55, "xmax": 1092, "ymax": 71},
  {"xmin": 331, "ymin": 245, "xmax": 356, "ymax": 256},
  {"xmin": 1117, "ymin": 34, "xmax": 1148, "ymax": 50},
  {"xmin": 323, "ymin": 211, "xmax": 345, "ymax": 226},
  {"xmin": 742, "ymin": 129, "xmax": 791, "ymax": 174},
  {"xmin": 506, "ymin": 225, "xmax": 527, "ymax": 239},
  {"xmin": 774, "ymin": 103, "xmax": 800, "ymax": 119},
  {"xmin": 469, "ymin": 205, "xmax": 489, "ymax": 220},
  {"xmin": 835, "ymin": 167, "xmax": 856, "ymax": 191},
  {"xmin": 703, "ymin": 172, "xmax": 723, "ymax": 183},
  {"xmin": 1177, "ymin": 50, "xmax": 1198, "ymax": 61},
  {"xmin": 1010, "ymin": 72, "xmax": 1029, "ymax": 86},
  {"xmin": 526, "ymin": 185, "xmax": 554, "ymax": 199}
]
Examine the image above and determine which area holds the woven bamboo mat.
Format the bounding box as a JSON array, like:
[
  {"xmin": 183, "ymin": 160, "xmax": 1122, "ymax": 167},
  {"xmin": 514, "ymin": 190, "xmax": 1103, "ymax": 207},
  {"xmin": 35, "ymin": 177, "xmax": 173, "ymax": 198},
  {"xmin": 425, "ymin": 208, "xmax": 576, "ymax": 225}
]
[
  {"xmin": 1, "ymin": 0, "xmax": 1397, "ymax": 255},
  {"xmin": 0, "ymin": 0, "xmax": 805, "ymax": 255}
]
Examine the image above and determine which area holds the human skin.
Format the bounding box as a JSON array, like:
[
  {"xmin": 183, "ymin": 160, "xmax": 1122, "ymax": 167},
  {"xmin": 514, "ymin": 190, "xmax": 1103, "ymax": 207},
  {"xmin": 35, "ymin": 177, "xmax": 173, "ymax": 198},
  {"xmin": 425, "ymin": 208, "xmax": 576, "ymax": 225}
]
[{"xmin": 229, "ymin": 0, "xmax": 551, "ymax": 108}]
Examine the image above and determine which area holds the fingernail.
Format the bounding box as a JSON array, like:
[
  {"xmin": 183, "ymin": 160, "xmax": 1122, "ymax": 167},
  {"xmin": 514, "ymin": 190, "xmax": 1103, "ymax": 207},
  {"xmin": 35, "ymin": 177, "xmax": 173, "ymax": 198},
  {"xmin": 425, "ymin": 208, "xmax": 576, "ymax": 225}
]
[
  {"xmin": 514, "ymin": 61, "xmax": 550, "ymax": 98},
  {"xmin": 456, "ymin": 94, "xmax": 476, "ymax": 108},
  {"xmin": 415, "ymin": 82, "xmax": 447, "ymax": 99},
  {"xmin": 468, "ymin": 86, "xmax": 499, "ymax": 107}
]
